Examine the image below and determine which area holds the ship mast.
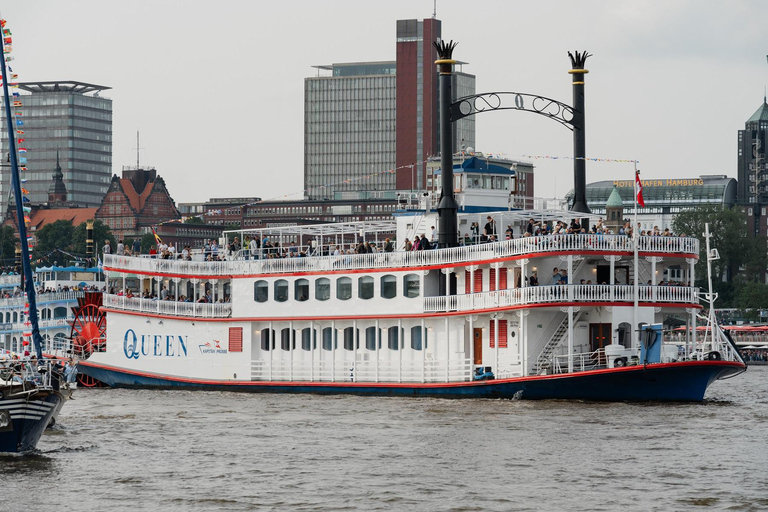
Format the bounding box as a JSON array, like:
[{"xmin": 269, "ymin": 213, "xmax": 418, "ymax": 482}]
[
  {"xmin": 0, "ymin": 21, "xmax": 44, "ymax": 359},
  {"xmin": 702, "ymin": 223, "xmax": 718, "ymax": 354}
]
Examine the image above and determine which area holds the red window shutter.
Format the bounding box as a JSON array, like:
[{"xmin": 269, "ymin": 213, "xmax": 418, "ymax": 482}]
[
  {"xmin": 489, "ymin": 321, "xmax": 508, "ymax": 349},
  {"xmin": 465, "ymin": 270, "xmax": 471, "ymax": 294},
  {"xmin": 229, "ymin": 327, "xmax": 243, "ymax": 352},
  {"xmin": 474, "ymin": 269, "xmax": 483, "ymax": 293},
  {"xmin": 489, "ymin": 268, "xmax": 496, "ymax": 291},
  {"xmin": 499, "ymin": 268, "xmax": 508, "ymax": 289},
  {"xmin": 499, "ymin": 321, "xmax": 508, "ymax": 348}
]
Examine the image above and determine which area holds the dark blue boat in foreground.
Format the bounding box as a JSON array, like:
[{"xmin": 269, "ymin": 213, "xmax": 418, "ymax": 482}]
[{"xmin": 0, "ymin": 362, "xmax": 65, "ymax": 452}]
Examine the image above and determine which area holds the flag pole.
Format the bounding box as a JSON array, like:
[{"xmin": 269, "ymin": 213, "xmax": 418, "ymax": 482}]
[{"xmin": 633, "ymin": 162, "xmax": 639, "ymax": 351}]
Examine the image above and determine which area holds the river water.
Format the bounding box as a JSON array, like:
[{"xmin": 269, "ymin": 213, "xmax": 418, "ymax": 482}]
[{"xmin": 3, "ymin": 367, "xmax": 768, "ymax": 511}]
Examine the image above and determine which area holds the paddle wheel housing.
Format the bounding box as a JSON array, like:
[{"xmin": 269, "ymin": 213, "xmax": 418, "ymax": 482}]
[{"xmin": 70, "ymin": 291, "xmax": 106, "ymax": 387}]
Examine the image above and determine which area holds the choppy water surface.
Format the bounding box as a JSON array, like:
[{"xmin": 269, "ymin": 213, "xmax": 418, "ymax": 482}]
[{"xmin": 3, "ymin": 367, "xmax": 768, "ymax": 511}]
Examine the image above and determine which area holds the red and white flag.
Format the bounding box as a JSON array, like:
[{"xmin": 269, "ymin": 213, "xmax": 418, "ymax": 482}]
[{"xmin": 635, "ymin": 170, "xmax": 645, "ymax": 208}]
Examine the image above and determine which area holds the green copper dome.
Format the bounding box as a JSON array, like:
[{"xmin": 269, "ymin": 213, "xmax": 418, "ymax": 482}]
[{"xmin": 605, "ymin": 186, "xmax": 623, "ymax": 207}]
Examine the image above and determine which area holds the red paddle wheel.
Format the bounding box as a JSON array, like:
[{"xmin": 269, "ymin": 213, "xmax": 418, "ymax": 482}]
[{"xmin": 70, "ymin": 291, "xmax": 106, "ymax": 387}]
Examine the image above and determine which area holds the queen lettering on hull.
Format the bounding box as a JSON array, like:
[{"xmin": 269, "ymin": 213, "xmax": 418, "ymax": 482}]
[{"xmin": 123, "ymin": 330, "xmax": 188, "ymax": 359}]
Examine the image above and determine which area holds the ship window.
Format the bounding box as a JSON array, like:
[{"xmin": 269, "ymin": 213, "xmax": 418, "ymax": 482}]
[
  {"xmin": 53, "ymin": 306, "xmax": 67, "ymax": 319},
  {"xmin": 274, "ymin": 279, "xmax": 288, "ymax": 302},
  {"xmin": 403, "ymin": 274, "xmax": 420, "ymax": 298},
  {"xmin": 337, "ymin": 277, "xmax": 352, "ymax": 300},
  {"xmin": 280, "ymin": 328, "xmax": 294, "ymax": 351},
  {"xmin": 358, "ymin": 276, "xmax": 374, "ymax": 299},
  {"xmin": 301, "ymin": 328, "xmax": 316, "ymax": 351},
  {"xmin": 381, "ymin": 275, "xmax": 396, "ymax": 299},
  {"xmin": 316, "ymin": 278, "xmax": 330, "ymax": 301},
  {"xmin": 260, "ymin": 328, "xmax": 274, "ymax": 351},
  {"xmin": 365, "ymin": 326, "xmax": 379, "ymax": 350},
  {"xmin": 387, "ymin": 326, "xmax": 402, "ymax": 350},
  {"xmin": 295, "ymin": 279, "xmax": 309, "ymax": 302},
  {"xmin": 254, "ymin": 280, "xmax": 268, "ymax": 302},
  {"xmin": 343, "ymin": 327, "xmax": 358, "ymax": 350},
  {"xmin": 618, "ymin": 322, "xmax": 631, "ymax": 346},
  {"xmin": 322, "ymin": 327, "xmax": 335, "ymax": 351},
  {"xmin": 411, "ymin": 326, "xmax": 428, "ymax": 350}
]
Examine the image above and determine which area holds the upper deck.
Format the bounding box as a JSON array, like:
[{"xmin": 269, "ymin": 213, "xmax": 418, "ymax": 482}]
[{"xmin": 103, "ymin": 234, "xmax": 699, "ymax": 278}]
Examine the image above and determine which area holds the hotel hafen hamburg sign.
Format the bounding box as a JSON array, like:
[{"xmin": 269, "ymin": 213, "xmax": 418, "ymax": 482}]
[{"xmin": 612, "ymin": 178, "xmax": 705, "ymax": 187}]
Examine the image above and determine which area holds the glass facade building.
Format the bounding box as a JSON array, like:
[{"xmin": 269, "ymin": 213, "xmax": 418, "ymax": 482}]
[
  {"xmin": 304, "ymin": 18, "xmax": 476, "ymax": 200},
  {"xmin": 565, "ymin": 175, "xmax": 737, "ymax": 232},
  {"xmin": 737, "ymin": 98, "xmax": 768, "ymax": 236},
  {"xmin": 304, "ymin": 64, "xmax": 397, "ymax": 200},
  {"xmin": 0, "ymin": 81, "xmax": 112, "ymax": 212}
]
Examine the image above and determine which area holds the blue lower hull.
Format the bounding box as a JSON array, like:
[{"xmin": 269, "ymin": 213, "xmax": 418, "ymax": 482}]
[
  {"xmin": 79, "ymin": 361, "xmax": 746, "ymax": 402},
  {"xmin": 0, "ymin": 391, "xmax": 62, "ymax": 453}
]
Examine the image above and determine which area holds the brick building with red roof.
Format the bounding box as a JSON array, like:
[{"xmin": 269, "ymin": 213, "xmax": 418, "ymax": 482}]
[{"xmin": 94, "ymin": 167, "xmax": 181, "ymax": 241}]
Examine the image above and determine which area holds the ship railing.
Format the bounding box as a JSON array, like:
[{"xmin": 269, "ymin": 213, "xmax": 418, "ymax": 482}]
[
  {"xmin": 0, "ymin": 359, "xmax": 61, "ymax": 391},
  {"xmin": 495, "ymin": 354, "xmax": 524, "ymax": 379},
  {"xmin": 0, "ymin": 290, "xmax": 85, "ymax": 307},
  {"xmin": 0, "ymin": 274, "xmax": 21, "ymax": 287},
  {"xmin": 0, "ymin": 317, "xmax": 72, "ymax": 334},
  {"xmin": 103, "ymin": 294, "xmax": 232, "ymax": 318},
  {"xmin": 249, "ymin": 357, "xmax": 473, "ymax": 383},
  {"xmin": 104, "ymin": 235, "xmax": 700, "ymax": 277},
  {"xmin": 424, "ymin": 285, "xmax": 699, "ymax": 313},
  {"xmin": 549, "ymin": 348, "xmax": 606, "ymax": 374}
]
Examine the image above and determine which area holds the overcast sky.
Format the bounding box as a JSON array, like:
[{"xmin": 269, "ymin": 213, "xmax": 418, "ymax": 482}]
[{"xmin": 3, "ymin": 1, "xmax": 766, "ymax": 203}]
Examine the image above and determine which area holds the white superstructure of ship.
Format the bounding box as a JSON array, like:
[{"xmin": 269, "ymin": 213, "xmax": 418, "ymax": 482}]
[{"xmin": 73, "ymin": 165, "xmax": 745, "ymax": 401}]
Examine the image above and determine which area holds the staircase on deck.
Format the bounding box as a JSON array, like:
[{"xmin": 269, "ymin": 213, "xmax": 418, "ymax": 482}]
[{"xmin": 530, "ymin": 309, "xmax": 584, "ymax": 375}]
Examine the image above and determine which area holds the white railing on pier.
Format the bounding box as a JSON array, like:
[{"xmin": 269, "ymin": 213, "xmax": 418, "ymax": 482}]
[
  {"xmin": 423, "ymin": 285, "xmax": 699, "ymax": 313},
  {"xmin": 103, "ymin": 294, "xmax": 232, "ymax": 318},
  {"xmin": 250, "ymin": 357, "xmax": 473, "ymax": 383},
  {"xmin": 104, "ymin": 234, "xmax": 699, "ymax": 278}
]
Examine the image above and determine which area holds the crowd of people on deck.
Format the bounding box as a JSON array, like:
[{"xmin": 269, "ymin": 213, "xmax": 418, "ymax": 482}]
[
  {"xmin": 103, "ymin": 214, "xmax": 689, "ymax": 264},
  {"xmin": 0, "ymin": 284, "xmax": 104, "ymax": 299},
  {"xmin": 460, "ymin": 216, "xmax": 687, "ymax": 247},
  {"xmin": 110, "ymin": 286, "xmax": 230, "ymax": 304}
]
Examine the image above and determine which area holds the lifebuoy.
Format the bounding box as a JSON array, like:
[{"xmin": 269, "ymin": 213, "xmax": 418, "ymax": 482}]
[
  {"xmin": 706, "ymin": 351, "xmax": 721, "ymax": 361},
  {"xmin": 614, "ymin": 357, "xmax": 626, "ymax": 367}
]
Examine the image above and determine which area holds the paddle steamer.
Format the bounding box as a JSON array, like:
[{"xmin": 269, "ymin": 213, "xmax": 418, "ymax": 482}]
[{"xmin": 77, "ymin": 40, "xmax": 745, "ymax": 400}]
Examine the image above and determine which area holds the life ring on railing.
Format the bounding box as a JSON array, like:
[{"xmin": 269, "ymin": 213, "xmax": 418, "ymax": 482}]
[
  {"xmin": 614, "ymin": 357, "xmax": 626, "ymax": 368},
  {"xmin": 706, "ymin": 351, "xmax": 722, "ymax": 361}
]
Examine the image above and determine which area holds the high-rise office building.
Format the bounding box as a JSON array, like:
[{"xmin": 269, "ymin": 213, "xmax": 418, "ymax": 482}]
[
  {"xmin": 736, "ymin": 96, "xmax": 768, "ymax": 236},
  {"xmin": 304, "ymin": 18, "xmax": 475, "ymax": 200},
  {"xmin": 394, "ymin": 18, "xmax": 475, "ymax": 191},
  {"xmin": 305, "ymin": 62, "xmax": 397, "ymax": 200},
  {"xmin": 0, "ymin": 81, "xmax": 112, "ymax": 213}
]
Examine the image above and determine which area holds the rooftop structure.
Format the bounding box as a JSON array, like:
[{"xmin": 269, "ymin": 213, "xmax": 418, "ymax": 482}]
[{"xmin": 0, "ymin": 80, "xmax": 113, "ymax": 213}]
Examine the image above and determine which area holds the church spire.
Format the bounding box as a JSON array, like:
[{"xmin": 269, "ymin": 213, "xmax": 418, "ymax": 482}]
[{"xmin": 48, "ymin": 148, "xmax": 68, "ymax": 205}]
